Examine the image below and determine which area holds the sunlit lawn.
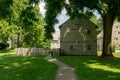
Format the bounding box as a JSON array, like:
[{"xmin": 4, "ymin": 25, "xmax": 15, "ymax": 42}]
[
  {"xmin": 98, "ymin": 51, "xmax": 120, "ymax": 58},
  {"xmin": 56, "ymin": 53, "xmax": 120, "ymax": 80},
  {"xmin": 0, "ymin": 50, "xmax": 57, "ymax": 80}
]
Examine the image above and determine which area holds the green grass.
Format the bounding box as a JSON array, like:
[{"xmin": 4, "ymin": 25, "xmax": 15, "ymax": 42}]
[
  {"xmin": 97, "ymin": 51, "xmax": 120, "ymax": 58},
  {"xmin": 0, "ymin": 50, "xmax": 57, "ymax": 80},
  {"xmin": 56, "ymin": 53, "xmax": 120, "ymax": 80}
]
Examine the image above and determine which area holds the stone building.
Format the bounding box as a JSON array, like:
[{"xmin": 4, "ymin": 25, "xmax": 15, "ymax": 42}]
[
  {"xmin": 59, "ymin": 17, "xmax": 97, "ymax": 55},
  {"xmin": 97, "ymin": 21, "xmax": 120, "ymax": 52}
]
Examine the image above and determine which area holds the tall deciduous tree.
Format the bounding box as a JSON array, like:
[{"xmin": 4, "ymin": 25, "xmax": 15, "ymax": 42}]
[
  {"xmin": 19, "ymin": 2, "xmax": 45, "ymax": 47},
  {"xmin": 44, "ymin": 0, "xmax": 120, "ymax": 58},
  {"xmin": 0, "ymin": 0, "xmax": 45, "ymax": 48},
  {"xmin": 0, "ymin": 19, "xmax": 14, "ymax": 43}
]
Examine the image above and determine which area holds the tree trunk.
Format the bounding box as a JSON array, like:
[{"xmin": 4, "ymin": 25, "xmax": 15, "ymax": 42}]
[{"xmin": 101, "ymin": 14, "xmax": 114, "ymax": 58}]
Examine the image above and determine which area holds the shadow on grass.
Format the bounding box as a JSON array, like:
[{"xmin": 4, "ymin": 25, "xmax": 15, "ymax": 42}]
[
  {"xmin": 56, "ymin": 56, "xmax": 120, "ymax": 80},
  {"xmin": 0, "ymin": 51, "xmax": 57, "ymax": 80}
]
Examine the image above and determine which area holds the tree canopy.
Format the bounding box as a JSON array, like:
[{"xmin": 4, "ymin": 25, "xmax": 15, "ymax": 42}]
[
  {"xmin": 0, "ymin": 0, "xmax": 13, "ymax": 19},
  {"xmin": 90, "ymin": 16, "xmax": 103, "ymax": 34},
  {"xmin": 0, "ymin": 0, "xmax": 46, "ymax": 48}
]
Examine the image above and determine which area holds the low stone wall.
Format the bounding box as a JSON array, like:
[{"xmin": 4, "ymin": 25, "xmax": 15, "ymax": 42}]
[{"xmin": 15, "ymin": 48, "xmax": 48, "ymax": 56}]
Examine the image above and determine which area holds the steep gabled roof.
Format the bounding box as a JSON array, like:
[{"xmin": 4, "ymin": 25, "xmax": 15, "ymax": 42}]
[
  {"xmin": 59, "ymin": 18, "xmax": 69, "ymax": 29},
  {"xmin": 59, "ymin": 16, "xmax": 97, "ymax": 29}
]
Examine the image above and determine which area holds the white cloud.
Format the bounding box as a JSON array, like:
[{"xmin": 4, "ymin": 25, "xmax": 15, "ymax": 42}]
[{"xmin": 39, "ymin": 2, "xmax": 46, "ymax": 17}]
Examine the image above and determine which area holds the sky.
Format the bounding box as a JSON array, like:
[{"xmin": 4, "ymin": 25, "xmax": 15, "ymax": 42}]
[{"xmin": 39, "ymin": 2, "xmax": 69, "ymax": 29}]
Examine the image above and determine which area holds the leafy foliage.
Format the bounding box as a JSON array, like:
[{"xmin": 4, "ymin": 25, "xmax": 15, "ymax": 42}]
[
  {"xmin": 90, "ymin": 15, "xmax": 103, "ymax": 34},
  {"xmin": 0, "ymin": 20, "xmax": 14, "ymax": 43},
  {"xmin": 19, "ymin": 4, "xmax": 45, "ymax": 47},
  {"xmin": 44, "ymin": 0, "xmax": 65, "ymax": 38},
  {"xmin": 0, "ymin": 0, "xmax": 13, "ymax": 19},
  {"xmin": 0, "ymin": 0, "xmax": 46, "ymax": 48}
]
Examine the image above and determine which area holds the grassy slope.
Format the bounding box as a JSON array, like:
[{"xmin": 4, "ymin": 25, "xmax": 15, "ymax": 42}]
[
  {"xmin": 56, "ymin": 53, "xmax": 120, "ymax": 80},
  {"xmin": 0, "ymin": 50, "xmax": 57, "ymax": 80}
]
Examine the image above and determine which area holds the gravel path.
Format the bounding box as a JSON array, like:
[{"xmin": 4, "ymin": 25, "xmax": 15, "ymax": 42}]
[{"xmin": 45, "ymin": 56, "xmax": 78, "ymax": 80}]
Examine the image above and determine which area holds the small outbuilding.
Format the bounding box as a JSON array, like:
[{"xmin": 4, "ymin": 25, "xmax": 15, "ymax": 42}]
[{"xmin": 59, "ymin": 17, "xmax": 97, "ymax": 55}]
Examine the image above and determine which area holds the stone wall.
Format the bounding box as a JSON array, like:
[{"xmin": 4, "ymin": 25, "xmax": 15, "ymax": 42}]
[{"xmin": 60, "ymin": 17, "xmax": 97, "ymax": 55}]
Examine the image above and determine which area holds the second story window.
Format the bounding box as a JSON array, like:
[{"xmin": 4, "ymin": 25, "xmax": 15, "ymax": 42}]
[
  {"xmin": 87, "ymin": 45, "xmax": 91, "ymax": 50},
  {"xmin": 87, "ymin": 30, "xmax": 91, "ymax": 34},
  {"xmin": 70, "ymin": 45, "xmax": 74, "ymax": 50}
]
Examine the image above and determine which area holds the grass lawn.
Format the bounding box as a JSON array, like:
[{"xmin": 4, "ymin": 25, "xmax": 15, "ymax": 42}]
[
  {"xmin": 56, "ymin": 53, "xmax": 120, "ymax": 80},
  {"xmin": 0, "ymin": 50, "xmax": 57, "ymax": 80}
]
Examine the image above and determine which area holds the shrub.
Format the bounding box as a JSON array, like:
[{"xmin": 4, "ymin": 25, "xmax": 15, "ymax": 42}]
[
  {"xmin": 0, "ymin": 43, "xmax": 9, "ymax": 50},
  {"xmin": 112, "ymin": 46, "xmax": 116, "ymax": 52}
]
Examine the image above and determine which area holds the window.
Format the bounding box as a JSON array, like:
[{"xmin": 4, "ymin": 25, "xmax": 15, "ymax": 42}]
[
  {"xmin": 77, "ymin": 40, "xmax": 80, "ymax": 43},
  {"xmin": 87, "ymin": 45, "xmax": 91, "ymax": 50},
  {"xmin": 116, "ymin": 26, "xmax": 118, "ymax": 28},
  {"xmin": 87, "ymin": 30, "xmax": 91, "ymax": 34},
  {"xmin": 114, "ymin": 37, "xmax": 118, "ymax": 40},
  {"xmin": 118, "ymin": 31, "xmax": 120, "ymax": 34},
  {"xmin": 70, "ymin": 45, "xmax": 74, "ymax": 50}
]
